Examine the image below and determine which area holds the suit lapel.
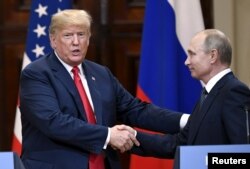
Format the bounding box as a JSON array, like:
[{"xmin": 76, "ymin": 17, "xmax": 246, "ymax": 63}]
[
  {"xmin": 82, "ymin": 63, "xmax": 103, "ymax": 125},
  {"xmin": 188, "ymin": 73, "xmax": 234, "ymax": 144},
  {"xmin": 48, "ymin": 53, "xmax": 87, "ymax": 121},
  {"xmin": 48, "ymin": 54, "xmax": 104, "ymax": 124},
  {"xmin": 188, "ymin": 91, "xmax": 217, "ymax": 143}
]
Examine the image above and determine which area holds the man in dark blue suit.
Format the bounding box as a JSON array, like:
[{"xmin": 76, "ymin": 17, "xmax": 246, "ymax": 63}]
[
  {"xmin": 133, "ymin": 29, "xmax": 250, "ymax": 159},
  {"xmin": 19, "ymin": 9, "xmax": 187, "ymax": 169}
]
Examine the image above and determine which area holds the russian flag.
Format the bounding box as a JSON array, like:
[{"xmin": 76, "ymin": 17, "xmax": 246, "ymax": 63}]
[{"xmin": 130, "ymin": 0, "xmax": 204, "ymax": 168}]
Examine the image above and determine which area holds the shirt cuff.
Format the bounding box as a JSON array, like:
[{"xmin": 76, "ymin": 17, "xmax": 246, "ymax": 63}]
[
  {"xmin": 180, "ymin": 114, "xmax": 190, "ymax": 130},
  {"xmin": 103, "ymin": 128, "xmax": 111, "ymax": 149}
]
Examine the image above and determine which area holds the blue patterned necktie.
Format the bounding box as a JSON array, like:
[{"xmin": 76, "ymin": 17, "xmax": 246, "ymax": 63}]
[{"xmin": 200, "ymin": 88, "xmax": 208, "ymax": 107}]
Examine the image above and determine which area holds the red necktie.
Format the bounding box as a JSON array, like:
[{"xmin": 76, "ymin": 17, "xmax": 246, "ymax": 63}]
[{"xmin": 72, "ymin": 66, "xmax": 105, "ymax": 169}]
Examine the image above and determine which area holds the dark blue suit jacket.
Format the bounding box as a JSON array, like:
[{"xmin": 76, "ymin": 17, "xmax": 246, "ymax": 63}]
[
  {"xmin": 133, "ymin": 72, "xmax": 250, "ymax": 158},
  {"xmin": 20, "ymin": 52, "xmax": 182, "ymax": 169}
]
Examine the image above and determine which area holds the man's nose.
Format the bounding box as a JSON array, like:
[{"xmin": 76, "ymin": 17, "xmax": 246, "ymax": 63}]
[
  {"xmin": 184, "ymin": 57, "xmax": 189, "ymax": 66},
  {"xmin": 72, "ymin": 34, "xmax": 79, "ymax": 44}
]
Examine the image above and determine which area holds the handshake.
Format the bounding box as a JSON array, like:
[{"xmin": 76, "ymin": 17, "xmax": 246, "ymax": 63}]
[{"xmin": 109, "ymin": 125, "xmax": 140, "ymax": 153}]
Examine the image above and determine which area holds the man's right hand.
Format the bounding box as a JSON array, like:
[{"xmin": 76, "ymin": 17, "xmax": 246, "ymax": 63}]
[{"xmin": 109, "ymin": 124, "xmax": 140, "ymax": 153}]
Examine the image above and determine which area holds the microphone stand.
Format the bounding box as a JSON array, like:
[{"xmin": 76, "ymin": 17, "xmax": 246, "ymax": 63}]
[{"xmin": 245, "ymin": 106, "xmax": 249, "ymax": 144}]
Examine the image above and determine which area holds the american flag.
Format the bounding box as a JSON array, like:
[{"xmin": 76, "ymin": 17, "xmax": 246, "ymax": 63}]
[{"xmin": 12, "ymin": 0, "xmax": 72, "ymax": 155}]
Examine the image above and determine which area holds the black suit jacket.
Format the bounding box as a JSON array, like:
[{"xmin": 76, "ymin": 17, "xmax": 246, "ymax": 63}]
[
  {"xmin": 20, "ymin": 52, "xmax": 183, "ymax": 169},
  {"xmin": 133, "ymin": 72, "xmax": 250, "ymax": 158}
]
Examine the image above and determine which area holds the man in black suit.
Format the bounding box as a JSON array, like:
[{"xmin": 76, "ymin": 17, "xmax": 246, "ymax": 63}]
[{"xmin": 134, "ymin": 29, "xmax": 250, "ymax": 158}]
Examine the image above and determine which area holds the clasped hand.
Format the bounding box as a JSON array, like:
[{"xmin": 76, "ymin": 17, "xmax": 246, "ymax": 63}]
[{"xmin": 109, "ymin": 125, "xmax": 140, "ymax": 153}]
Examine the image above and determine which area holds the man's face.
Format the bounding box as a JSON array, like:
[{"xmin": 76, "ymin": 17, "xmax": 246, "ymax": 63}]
[
  {"xmin": 50, "ymin": 25, "xmax": 90, "ymax": 66},
  {"xmin": 185, "ymin": 34, "xmax": 212, "ymax": 83}
]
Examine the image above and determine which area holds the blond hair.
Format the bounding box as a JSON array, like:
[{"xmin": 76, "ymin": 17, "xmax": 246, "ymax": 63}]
[{"xmin": 49, "ymin": 9, "xmax": 92, "ymax": 35}]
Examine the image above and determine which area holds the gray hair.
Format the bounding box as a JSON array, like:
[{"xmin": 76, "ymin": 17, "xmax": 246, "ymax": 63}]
[{"xmin": 202, "ymin": 29, "xmax": 232, "ymax": 66}]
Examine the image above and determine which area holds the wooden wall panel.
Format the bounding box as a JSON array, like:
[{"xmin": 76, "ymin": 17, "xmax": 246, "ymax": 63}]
[
  {"xmin": 0, "ymin": 0, "xmax": 28, "ymax": 150},
  {"xmin": 109, "ymin": 0, "xmax": 144, "ymax": 94}
]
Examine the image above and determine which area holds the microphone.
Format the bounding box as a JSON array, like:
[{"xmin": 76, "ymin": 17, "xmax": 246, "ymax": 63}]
[{"xmin": 244, "ymin": 106, "xmax": 249, "ymax": 144}]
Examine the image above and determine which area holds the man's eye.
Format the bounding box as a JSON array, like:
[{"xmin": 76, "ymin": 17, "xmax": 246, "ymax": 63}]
[
  {"xmin": 190, "ymin": 52, "xmax": 195, "ymax": 56},
  {"xmin": 78, "ymin": 33, "xmax": 86, "ymax": 37},
  {"xmin": 64, "ymin": 34, "xmax": 72, "ymax": 38}
]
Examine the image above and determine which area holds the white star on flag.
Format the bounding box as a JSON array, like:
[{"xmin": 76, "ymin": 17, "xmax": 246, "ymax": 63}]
[
  {"xmin": 33, "ymin": 24, "xmax": 46, "ymax": 38},
  {"xmin": 32, "ymin": 44, "xmax": 45, "ymax": 57},
  {"xmin": 35, "ymin": 4, "xmax": 48, "ymax": 18}
]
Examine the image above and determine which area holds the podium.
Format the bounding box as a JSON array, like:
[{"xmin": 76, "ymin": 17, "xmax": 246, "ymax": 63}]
[
  {"xmin": 174, "ymin": 144, "xmax": 250, "ymax": 169},
  {"xmin": 0, "ymin": 152, "xmax": 26, "ymax": 169}
]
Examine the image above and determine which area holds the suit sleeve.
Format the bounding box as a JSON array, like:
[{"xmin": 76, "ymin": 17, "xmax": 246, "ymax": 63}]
[
  {"xmin": 130, "ymin": 115, "xmax": 190, "ymax": 158},
  {"xmin": 106, "ymin": 67, "xmax": 183, "ymax": 134},
  {"xmin": 130, "ymin": 131, "xmax": 177, "ymax": 158}
]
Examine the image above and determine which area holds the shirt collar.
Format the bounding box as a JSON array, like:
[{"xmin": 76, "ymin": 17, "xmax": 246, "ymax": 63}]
[
  {"xmin": 54, "ymin": 51, "xmax": 84, "ymax": 76},
  {"xmin": 204, "ymin": 68, "xmax": 231, "ymax": 93}
]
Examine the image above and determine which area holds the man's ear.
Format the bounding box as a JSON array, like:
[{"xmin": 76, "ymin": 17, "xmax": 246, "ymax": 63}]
[
  {"xmin": 49, "ymin": 35, "xmax": 56, "ymax": 49},
  {"xmin": 210, "ymin": 49, "xmax": 218, "ymax": 64}
]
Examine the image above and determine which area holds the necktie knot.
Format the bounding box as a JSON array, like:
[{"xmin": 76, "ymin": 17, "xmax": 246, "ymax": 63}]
[
  {"xmin": 72, "ymin": 66, "xmax": 80, "ymax": 75},
  {"xmin": 202, "ymin": 88, "xmax": 208, "ymax": 96}
]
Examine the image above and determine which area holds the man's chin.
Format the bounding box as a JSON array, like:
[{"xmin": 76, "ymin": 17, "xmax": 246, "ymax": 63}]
[{"xmin": 190, "ymin": 73, "xmax": 197, "ymax": 79}]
